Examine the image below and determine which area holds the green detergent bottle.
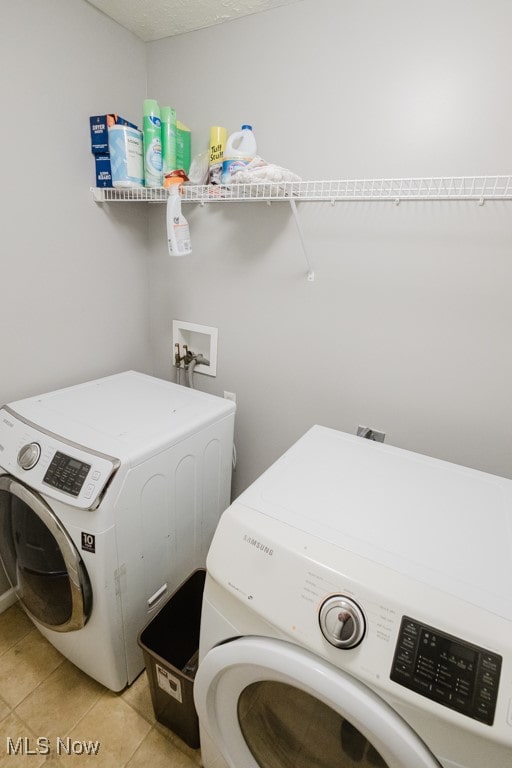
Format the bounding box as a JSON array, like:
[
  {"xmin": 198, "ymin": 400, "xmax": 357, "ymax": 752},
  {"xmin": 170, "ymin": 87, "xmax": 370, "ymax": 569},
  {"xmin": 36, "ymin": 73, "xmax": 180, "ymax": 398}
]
[
  {"xmin": 176, "ymin": 121, "xmax": 191, "ymax": 175},
  {"xmin": 143, "ymin": 99, "xmax": 162, "ymax": 187},
  {"xmin": 161, "ymin": 106, "xmax": 177, "ymax": 177}
]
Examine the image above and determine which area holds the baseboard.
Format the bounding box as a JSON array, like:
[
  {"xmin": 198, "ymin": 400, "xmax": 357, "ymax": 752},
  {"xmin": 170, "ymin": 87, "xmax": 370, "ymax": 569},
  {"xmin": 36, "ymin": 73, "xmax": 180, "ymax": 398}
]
[{"xmin": 0, "ymin": 588, "xmax": 17, "ymax": 613}]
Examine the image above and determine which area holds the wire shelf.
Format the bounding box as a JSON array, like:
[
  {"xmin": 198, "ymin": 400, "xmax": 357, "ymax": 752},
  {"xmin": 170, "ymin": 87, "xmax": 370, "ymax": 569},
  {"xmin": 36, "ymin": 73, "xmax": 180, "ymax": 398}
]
[
  {"xmin": 92, "ymin": 176, "xmax": 512, "ymax": 204},
  {"xmin": 91, "ymin": 186, "xmax": 168, "ymax": 202}
]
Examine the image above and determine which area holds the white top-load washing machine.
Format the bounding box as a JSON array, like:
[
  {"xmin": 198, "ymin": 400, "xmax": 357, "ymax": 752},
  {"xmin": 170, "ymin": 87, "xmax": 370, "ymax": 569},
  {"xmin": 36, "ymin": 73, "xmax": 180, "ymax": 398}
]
[
  {"xmin": 194, "ymin": 425, "xmax": 512, "ymax": 768},
  {"xmin": 0, "ymin": 370, "xmax": 235, "ymax": 691}
]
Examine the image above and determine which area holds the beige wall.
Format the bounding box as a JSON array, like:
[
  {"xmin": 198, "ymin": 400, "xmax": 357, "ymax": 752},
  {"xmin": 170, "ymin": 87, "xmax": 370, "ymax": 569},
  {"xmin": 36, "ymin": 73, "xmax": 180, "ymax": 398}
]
[
  {"xmin": 146, "ymin": 0, "xmax": 512, "ymax": 496},
  {"xmin": 0, "ymin": 0, "xmax": 151, "ymax": 407},
  {"xmin": 0, "ymin": 0, "xmax": 150, "ymax": 594}
]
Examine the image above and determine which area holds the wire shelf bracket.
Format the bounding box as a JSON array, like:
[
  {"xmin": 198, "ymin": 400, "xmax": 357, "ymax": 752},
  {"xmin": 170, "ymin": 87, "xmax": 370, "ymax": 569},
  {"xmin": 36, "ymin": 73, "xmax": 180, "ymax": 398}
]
[{"xmin": 289, "ymin": 199, "xmax": 315, "ymax": 281}]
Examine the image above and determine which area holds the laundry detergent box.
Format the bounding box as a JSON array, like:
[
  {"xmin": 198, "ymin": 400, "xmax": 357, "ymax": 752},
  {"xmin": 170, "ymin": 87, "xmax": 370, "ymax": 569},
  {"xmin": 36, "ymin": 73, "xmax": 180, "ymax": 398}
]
[{"xmin": 89, "ymin": 114, "xmax": 138, "ymax": 154}]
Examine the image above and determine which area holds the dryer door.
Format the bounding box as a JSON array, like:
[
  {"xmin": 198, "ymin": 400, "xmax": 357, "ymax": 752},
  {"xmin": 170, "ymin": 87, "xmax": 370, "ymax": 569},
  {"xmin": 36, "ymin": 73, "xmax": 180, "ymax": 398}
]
[
  {"xmin": 194, "ymin": 636, "xmax": 441, "ymax": 768},
  {"xmin": 0, "ymin": 475, "xmax": 91, "ymax": 631}
]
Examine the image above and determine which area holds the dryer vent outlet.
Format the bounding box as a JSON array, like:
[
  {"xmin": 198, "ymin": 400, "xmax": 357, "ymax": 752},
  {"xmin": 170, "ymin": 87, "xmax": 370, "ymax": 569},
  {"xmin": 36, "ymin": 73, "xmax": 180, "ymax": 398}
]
[{"xmin": 357, "ymin": 425, "xmax": 386, "ymax": 443}]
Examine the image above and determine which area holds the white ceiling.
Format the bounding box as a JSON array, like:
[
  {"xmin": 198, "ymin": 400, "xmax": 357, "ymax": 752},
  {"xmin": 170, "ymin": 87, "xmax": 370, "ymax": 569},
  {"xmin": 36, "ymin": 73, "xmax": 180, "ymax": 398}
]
[{"xmin": 85, "ymin": 0, "xmax": 304, "ymax": 42}]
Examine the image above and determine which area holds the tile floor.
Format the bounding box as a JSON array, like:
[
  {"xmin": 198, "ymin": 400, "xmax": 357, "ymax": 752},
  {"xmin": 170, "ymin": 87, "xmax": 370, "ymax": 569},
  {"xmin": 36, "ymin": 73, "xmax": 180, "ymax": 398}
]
[{"xmin": 0, "ymin": 604, "xmax": 203, "ymax": 767}]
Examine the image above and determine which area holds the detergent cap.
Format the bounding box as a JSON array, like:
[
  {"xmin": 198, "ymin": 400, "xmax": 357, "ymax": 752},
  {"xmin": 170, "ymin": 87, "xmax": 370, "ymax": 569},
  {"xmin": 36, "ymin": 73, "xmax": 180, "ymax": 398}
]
[
  {"xmin": 144, "ymin": 99, "xmax": 160, "ymax": 115},
  {"xmin": 241, "ymin": 124, "xmax": 253, "ymax": 131}
]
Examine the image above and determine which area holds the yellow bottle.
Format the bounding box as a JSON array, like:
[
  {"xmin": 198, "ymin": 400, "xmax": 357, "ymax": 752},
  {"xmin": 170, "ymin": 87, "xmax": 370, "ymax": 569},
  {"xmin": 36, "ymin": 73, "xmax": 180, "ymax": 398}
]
[{"xmin": 208, "ymin": 126, "xmax": 227, "ymax": 185}]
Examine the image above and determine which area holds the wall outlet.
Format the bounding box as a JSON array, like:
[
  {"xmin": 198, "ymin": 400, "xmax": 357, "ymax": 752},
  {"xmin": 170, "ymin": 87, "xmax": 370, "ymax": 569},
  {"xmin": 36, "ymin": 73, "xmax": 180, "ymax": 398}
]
[
  {"xmin": 357, "ymin": 425, "xmax": 386, "ymax": 442},
  {"xmin": 224, "ymin": 391, "xmax": 237, "ymax": 403}
]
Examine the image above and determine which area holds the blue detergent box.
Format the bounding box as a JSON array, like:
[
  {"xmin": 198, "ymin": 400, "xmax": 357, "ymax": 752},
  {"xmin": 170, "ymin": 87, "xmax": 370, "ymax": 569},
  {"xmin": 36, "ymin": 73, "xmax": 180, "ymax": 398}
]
[
  {"xmin": 90, "ymin": 114, "xmax": 138, "ymax": 154},
  {"xmin": 90, "ymin": 114, "xmax": 140, "ymax": 187},
  {"xmin": 94, "ymin": 154, "xmax": 113, "ymax": 187}
]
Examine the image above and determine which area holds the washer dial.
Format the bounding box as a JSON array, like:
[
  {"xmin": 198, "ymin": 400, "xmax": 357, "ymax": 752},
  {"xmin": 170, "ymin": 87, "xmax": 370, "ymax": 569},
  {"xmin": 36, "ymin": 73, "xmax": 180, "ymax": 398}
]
[
  {"xmin": 319, "ymin": 595, "xmax": 366, "ymax": 649},
  {"xmin": 17, "ymin": 442, "xmax": 41, "ymax": 470}
]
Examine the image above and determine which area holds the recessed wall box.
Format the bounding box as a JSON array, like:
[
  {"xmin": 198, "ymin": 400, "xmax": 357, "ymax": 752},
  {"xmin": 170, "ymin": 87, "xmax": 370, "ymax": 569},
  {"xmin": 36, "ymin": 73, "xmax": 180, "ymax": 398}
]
[{"xmin": 173, "ymin": 320, "xmax": 218, "ymax": 377}]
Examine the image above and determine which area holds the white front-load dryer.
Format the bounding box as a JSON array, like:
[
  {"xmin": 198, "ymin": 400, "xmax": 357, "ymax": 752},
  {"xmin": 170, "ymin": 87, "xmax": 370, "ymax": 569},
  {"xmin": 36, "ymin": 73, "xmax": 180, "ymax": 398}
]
[
  {"xmin": 0, "ymin": 370, "xmax": 235, "ymax": 691},
  {"xmin": 194, "ymin": 425, "xmax": 512, "ymax": 768}
]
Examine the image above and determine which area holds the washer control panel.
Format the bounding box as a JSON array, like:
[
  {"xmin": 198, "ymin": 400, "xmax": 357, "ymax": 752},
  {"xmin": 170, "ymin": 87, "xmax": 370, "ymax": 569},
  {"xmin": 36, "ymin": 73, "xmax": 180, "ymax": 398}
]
[
  {"xmin": 0, "ymin": 408, "xmax": 119, "ymax": 509},
  {"xmin": 43, "ymin": 451, "xmax": 92, "ymax": 497},
  {"xmin": 390, "ymin": 616, "xmax": 502, "ymax": 725}
]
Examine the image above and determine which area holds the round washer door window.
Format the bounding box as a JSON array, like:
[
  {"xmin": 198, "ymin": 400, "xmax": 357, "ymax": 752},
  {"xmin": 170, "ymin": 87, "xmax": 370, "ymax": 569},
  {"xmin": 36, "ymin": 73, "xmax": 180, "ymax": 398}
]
[
  {"xmin": 0, "ymin": 475, "xmax": 91, "ymax": 631},
  {"xmin": 194, "ymin": 636, "xmax": 441, "ymax": 768}
]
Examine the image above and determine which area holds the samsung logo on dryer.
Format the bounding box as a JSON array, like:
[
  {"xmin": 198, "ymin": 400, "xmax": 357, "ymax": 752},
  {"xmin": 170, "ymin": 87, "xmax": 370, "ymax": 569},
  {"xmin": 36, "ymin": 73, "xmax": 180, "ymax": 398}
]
[{"xmin": 243, "ymin": 534, "xmax": 274, "ymax": 556}]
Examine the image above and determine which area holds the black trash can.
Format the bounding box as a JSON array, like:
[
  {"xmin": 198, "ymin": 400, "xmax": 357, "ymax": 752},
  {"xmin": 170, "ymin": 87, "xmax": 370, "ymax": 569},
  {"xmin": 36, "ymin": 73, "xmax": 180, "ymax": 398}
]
[{"xmin": 137, "ymin": 568, "xmax": 206, "ymax": 748}]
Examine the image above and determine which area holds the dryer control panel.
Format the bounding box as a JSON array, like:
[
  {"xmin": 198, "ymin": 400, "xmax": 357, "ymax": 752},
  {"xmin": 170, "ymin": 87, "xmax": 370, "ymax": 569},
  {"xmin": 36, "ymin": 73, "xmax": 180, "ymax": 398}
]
[{"xmin": 390, "ymin": 616, "xmax": 502, "ymax": 725}]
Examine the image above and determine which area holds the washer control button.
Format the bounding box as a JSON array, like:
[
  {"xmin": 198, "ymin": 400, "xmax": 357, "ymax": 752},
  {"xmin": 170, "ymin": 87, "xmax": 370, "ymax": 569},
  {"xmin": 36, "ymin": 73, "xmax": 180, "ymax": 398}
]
[
  {"xmin": 17, "ymin": 442, "xmax": 41, "ymax": 470},
  {"xmin": 319, "ymin": 595, "xmax": 366, "ymax": 649}
]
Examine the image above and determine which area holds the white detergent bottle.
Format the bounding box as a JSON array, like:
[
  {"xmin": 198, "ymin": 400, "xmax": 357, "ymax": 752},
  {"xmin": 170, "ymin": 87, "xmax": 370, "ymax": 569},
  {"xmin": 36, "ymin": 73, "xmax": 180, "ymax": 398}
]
[
  {"xmin": 166, "ymin": 183, "xmax": 192, "ymax": 256},
  {"xmin": 221, "ymin": 124, "xmax": 257, "ymax": 184}
]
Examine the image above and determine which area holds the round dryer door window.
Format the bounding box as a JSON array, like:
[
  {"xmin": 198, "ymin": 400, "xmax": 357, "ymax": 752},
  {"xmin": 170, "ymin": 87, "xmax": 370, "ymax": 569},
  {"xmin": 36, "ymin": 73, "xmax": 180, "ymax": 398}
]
[
  {"xmin": 0, "ymin": 476, "xmax": 92, "ymax": 632},
  {"xmin": 194, "ymin": 636, "xmax": 442, "ymax": 768},
  {"xmin": 238, "ymin": 680, "xmax": 390, "ymax": 768}
]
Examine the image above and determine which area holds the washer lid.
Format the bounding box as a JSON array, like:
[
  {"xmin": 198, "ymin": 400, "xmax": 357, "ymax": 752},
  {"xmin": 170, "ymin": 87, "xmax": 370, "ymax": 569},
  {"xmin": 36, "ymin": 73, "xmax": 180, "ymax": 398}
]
[
  {"xmin": 5, "ymin": 370, "xmax": 235, "ymax": 460},
  {"xmin": 238, "ymin": 425, "xmax": 512, "ymax": 620}
]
